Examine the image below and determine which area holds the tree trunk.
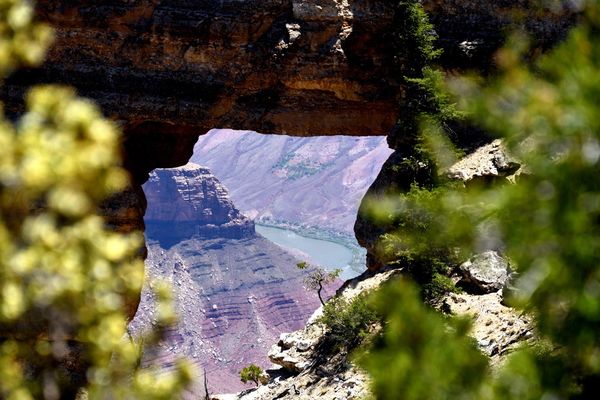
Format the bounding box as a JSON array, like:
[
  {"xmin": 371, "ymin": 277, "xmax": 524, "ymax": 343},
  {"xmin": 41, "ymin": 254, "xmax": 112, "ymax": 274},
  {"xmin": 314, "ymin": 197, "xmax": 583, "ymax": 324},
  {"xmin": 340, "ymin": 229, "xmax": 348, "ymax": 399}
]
[{"xmin": 317, "ymin": 282, "xmax": 325, "ymax": 306}]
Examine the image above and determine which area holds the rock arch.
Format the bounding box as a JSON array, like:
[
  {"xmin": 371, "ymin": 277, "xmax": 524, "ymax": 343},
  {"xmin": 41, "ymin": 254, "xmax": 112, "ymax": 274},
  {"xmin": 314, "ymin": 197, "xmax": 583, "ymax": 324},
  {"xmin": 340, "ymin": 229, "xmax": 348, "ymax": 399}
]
[{"xmin": 3, "ymin": 0, "xmax": 576, "ymax": 271}]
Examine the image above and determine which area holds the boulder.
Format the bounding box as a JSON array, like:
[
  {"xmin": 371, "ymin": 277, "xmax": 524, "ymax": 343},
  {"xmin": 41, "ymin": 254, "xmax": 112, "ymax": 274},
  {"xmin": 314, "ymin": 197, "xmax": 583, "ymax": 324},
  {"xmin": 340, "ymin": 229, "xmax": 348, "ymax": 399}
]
[{"xmin": 458, "ymin": 251, "xmax": 510, "ymax": 294}]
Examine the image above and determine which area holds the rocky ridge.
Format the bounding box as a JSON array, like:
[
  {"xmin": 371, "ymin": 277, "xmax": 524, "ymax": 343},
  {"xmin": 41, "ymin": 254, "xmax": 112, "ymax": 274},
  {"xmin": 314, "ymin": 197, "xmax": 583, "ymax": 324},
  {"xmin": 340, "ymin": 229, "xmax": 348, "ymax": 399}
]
[
  {"xmin": 214, "ymin": 269, "xmax": 401, "ymax": 400},
  {"xmin": 214, "ymin": 261, "xmax": 533, "ymax": 400}
]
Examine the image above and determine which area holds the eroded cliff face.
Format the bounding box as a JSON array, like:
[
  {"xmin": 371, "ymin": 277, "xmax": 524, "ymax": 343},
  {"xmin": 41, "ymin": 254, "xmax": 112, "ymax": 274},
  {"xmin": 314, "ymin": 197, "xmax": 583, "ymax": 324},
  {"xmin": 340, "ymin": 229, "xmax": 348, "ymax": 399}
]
[
  {"xmin": 133, "ymin": 163, "xmax": 332, "ymax": 394},
  {"xmin": 0, "ymin": 1, "xmax": 576, "ymax": 297},
  {"xmin": 5, "ymin": 0, "xmax": 399, "ymax": 186},
  {"xmin": 4, "ymin": 1, "xmax": 576, "ymax": 182},
  {"xmin": 423, "ymin": 0, "xmax": 576, "ymax": 70},
  {"xmin": 144, "ymin": 163, "xmax": 255, "ymax": 246}
]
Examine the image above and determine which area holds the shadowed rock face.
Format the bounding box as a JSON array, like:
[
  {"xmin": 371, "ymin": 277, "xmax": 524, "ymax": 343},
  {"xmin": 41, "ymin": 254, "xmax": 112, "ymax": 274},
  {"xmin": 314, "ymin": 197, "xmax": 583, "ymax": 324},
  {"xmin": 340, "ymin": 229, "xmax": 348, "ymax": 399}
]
[
  {"xmin": 6, "ymin": 0, "xmax": 399, "ymax": 180},
  {"xmin": 2, "ymin": 1, "xmax": 575, "ymax": 272},
  {"xmin": 4, "ymin": 1, "xmax": 576, "ymax": 182},
  {"xmin": 144, "ymin": 163, "xmax": 255, "ymax": 247}
]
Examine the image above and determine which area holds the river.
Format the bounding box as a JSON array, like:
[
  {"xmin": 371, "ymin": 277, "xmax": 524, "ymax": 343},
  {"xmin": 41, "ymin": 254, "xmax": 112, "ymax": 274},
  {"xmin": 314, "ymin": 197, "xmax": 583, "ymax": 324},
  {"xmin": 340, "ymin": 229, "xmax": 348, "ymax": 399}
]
[{"xmin": 255, "ymin": 224, "xmax": 364, "ymax": 280}]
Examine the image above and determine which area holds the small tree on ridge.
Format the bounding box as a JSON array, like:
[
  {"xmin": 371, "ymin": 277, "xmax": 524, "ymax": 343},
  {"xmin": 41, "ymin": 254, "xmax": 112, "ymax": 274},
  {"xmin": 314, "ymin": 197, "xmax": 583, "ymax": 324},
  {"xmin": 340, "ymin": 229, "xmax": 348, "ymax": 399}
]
[
  {"xmin": 239, "ymin": 364, "xmax": 267, "ymax": 387},
  {"xmin": 297, "ymin": 262, "xmax": 341, "ymax": 306}
]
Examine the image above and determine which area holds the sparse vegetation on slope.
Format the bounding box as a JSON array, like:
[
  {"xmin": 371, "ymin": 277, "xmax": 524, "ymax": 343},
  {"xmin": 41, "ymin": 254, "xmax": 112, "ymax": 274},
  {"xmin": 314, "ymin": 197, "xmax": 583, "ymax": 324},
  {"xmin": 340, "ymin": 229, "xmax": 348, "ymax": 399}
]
[
  {"xmin": 240, "ymin": 364, "xmax": 268, "ymax": 387},
  {"xmin": 319, "ymin": 293, "xmax": 380, "ymax": 352}
]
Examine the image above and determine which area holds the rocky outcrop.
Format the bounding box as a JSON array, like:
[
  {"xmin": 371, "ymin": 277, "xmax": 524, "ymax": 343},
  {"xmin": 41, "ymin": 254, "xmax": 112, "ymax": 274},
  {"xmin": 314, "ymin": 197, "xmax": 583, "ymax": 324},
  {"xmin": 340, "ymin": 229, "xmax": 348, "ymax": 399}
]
[
  {"xmin": 447, "ymin": 139, "xmax": 521, "ymax": 183},
  {"xmin": 144, "ymin": 163, "xmax": 255, "ymax": 246},
  {"xmin": 442, "ymin": 291, "xmax": 534, "ymax": 367},
  {"xmin": 217, "ymin": 268, "xmax": 401, "ymax": 400},
  {"xmin": 222, "ymin": 264, "xmax": 534, "ymax": 399}
]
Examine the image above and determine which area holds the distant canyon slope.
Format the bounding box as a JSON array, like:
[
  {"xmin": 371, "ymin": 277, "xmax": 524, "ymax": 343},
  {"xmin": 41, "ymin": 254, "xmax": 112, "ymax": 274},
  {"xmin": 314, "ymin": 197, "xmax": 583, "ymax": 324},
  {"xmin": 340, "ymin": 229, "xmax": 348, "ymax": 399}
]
[
  {"xmin": 192, "ymin": 130, "xmax": 393, "ymax": 235},
  {"xmin": 131, "ymin": 164, "xmax": 330, "ymax": 394}
]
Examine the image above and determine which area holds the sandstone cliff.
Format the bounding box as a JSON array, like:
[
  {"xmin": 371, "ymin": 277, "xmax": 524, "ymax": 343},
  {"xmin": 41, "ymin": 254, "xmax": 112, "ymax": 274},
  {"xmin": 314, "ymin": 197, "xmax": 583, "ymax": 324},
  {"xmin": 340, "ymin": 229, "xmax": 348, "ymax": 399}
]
[
  {"xmin": 1, "ymin": 1, "xmax": 575, "ymax": 274},
  {"xmin": 4, "ymin": 1, "xmax": 576, "ymax": 183}
]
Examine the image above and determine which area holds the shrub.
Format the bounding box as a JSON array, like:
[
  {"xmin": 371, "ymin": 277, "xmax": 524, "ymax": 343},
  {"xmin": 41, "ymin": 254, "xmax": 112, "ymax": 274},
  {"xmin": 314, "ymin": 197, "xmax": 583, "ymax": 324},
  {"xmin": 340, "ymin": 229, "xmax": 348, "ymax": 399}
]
[
  {"xmin": 239, "ymin": 364, "xmax": 267, "ymax": 387},
  {"xmin": 361, "ymin": 1, "xmax": 600, "ymax": 398},
  {"xmin": 358, "ymin": 279, "xmax": 488, "ymax": 400},
  {"xmin": 319, "ymin": 293, "xmax": 380, "ymax": 351},
  {"xmin": 366, "ymin": 184, "xmax": 470, "ymax": 303}
]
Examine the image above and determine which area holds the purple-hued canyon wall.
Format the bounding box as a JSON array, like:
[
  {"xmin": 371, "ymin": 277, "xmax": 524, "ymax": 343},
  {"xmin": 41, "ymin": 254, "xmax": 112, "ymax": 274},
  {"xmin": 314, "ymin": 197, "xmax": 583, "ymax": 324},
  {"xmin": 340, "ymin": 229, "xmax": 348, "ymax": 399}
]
[{"xmin": 133, "ymin": 163, "xmax": 332, "ymax": 393}]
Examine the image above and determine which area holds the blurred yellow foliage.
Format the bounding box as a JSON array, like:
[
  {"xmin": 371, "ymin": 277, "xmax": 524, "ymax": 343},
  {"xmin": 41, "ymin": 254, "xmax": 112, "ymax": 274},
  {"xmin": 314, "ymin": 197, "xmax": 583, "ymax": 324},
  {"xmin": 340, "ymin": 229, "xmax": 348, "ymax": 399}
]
[{"xmin": 0, "ymin": 1, "xmax": 192, "ymax": 398}]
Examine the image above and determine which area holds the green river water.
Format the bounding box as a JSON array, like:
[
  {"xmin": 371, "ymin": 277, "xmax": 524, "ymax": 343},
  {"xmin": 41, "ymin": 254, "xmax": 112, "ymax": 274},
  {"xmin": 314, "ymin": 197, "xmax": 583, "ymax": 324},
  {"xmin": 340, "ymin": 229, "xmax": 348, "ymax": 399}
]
[{"xmin": 255, "ymin": 224, "xmax": 364, "ymax": 280}]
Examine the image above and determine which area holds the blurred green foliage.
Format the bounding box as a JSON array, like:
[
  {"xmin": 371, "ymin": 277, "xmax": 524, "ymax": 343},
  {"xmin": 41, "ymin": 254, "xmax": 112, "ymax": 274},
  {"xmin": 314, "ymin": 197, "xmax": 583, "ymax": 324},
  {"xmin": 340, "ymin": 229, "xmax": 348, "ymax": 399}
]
[
  {"xmin": 0, "ymin": 1, "xmax": 192, "ymax": 398},
  {"xmin": 390, "ymin": 1, "xmax": 463, "ymax": 150},
  {"xmin": 365, "ymin": 1, "xmax": 468, "ymax": 302},
  {"xmin": 0, "ymin": 0, "xmax": 52, "ymax": 77},
  {"xmin": 358, "ymin": 279, "xmax": 488, "ymax": 400},
  {"xmin": 360, "ymin": 0, "xmax": 600, "ymax": 398},
  {"xmin": 366, "ymin": 183, "xmax": 472, "ymax": 303}
]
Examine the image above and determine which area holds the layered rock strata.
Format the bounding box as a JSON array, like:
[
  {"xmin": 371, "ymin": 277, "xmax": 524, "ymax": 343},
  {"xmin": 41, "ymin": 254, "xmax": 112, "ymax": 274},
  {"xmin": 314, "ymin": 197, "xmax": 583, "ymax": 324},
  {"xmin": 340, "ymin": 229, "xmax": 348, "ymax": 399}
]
[
  {"xmin": 0, "ymin": 1, "xmax": 576, "ymax": 275},
  {"xmin": 144, "ymin": 163, "xmax": 255, "ymax": 247},
  {"xmin": 8, "ymin": 0, "xmax": 400, "ymax": 148},
  {"xmin": 3, "ymin": 1, "xmax": 576, "ymax": 184},
  {"xmin": 215, "ymin": 268, "xmax": 402, "ymax": 400},
  {"xmin": 133, "ymin": 163, "xmax": 336, "ymax": 394}
]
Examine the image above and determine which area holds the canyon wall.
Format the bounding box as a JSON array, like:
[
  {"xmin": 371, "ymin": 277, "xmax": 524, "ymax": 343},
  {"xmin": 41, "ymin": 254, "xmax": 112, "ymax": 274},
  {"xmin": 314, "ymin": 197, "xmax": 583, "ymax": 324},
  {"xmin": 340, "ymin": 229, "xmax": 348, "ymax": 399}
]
[
  {"xmin": 134, "ymin": 163, "xmax": 330, "ymax": 394},
  {"xmin": 4, "ymin": 1, "xmax": 575, "ymax": 181},
  {"xmin": 1, "ymin": 0, "xmax": 577, "ymax": 289},
  {"xmin": 145, "ymin": 164, "xmax": 255, "ymax": 246},
  {"xmin": 192, "ymin": 129, "xmax": 393, "ymax": 235}
]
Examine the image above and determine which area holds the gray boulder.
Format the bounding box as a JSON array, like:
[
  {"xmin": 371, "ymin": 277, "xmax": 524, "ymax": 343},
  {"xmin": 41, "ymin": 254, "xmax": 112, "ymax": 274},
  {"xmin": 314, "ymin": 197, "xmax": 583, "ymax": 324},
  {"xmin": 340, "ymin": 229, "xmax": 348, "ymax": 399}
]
[{"xmin": 458, "ymin": 251, "xmax": 510, "ymax": 294}]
